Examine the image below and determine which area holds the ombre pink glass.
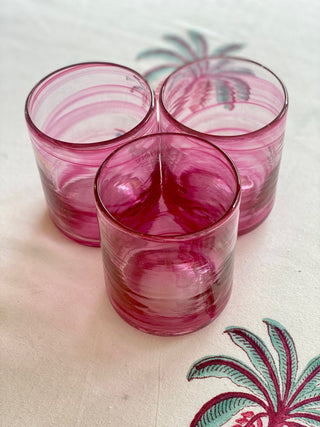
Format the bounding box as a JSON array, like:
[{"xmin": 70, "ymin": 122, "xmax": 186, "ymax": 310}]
[
  {"xmin": 25, "ymin": 62, "xmax": 157, "ymax": 246},
  {"xmin": 94, "ymin": 133, "xmax": 241, "ymax": 336},
  {"xmin": 159, "ymin": 57, "xmax": 288, "ymax": 235}
]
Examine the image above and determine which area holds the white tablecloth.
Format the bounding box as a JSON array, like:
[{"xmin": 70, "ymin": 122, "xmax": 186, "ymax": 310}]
[{"xmin": 1, "ymin": 1, "xmax": 320, "ymax": 426}]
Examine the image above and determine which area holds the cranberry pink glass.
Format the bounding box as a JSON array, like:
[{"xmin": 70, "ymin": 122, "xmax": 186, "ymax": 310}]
[
  {"xmin": 159, "ymin": 57, "xmax": 288, "ymax": 235},
  {"xmin": 95, "ymin": 133, "xmax": 240, "ymax": 336},
  {"xmin": 25, "ymin": 62, "xmax": 157, "ymax": 246}
]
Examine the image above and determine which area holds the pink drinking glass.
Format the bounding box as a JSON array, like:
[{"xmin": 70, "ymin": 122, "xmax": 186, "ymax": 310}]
[
  {"xmin": 25, "ymin": 62, "xmax": 157, "ymax": 246},
  {"xmin": 159, "ymin": 57, "xmax": 288, "ymax": 235},
  {"xmin": 94, "ymin": 133, "xmax": 241, "ymax": 336}
]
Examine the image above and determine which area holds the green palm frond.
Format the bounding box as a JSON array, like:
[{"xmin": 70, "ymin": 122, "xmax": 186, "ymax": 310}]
[
  {"xmin": 188, "ymin": 319, "xmax": 320, "ymax": 427},
  {"xmin": 263, "ymin": 318, "xmax": 298, "ymax": 401},
  {"xmin": 163, "ymin": 33, "xmax": 199, "ymax": 60},
  {"xmin": 289, "ymin": 356, "xmax": 320, "ymax": 405},
  {"xmin": 136, "ymin": 48, "xmax": 187, "ymax": 63},
  {"xmin": 136, "ymin": 30, "xmax": 246, "ymax": 86},
  {"xmin": 290, "ymin": 394, "xmax": 320, "ymax": 411},
  {"xmin": 287, "ymin": 411, "xmax": 320, "ymax": 427},
  {"xmin": 225, "ymin": 325, "xmax": 280, "ymax": 409},
  {"xmin": 142, "ymin": 64, "xmax": 178, "ymax": 82},
  {"xmin": 187, "ymin": 355, "xmax": 270, "ymax": 403},
  {"xmin": 211, "ymin": 43, "xmax": 245, "ymax": 56},
  {"xmin": 190, "ymin": 392, "xmax": 264, "ymax": 427},
  {"xmin": 187, "ymin": 30, "xmax": 209, "ymax": 57}
]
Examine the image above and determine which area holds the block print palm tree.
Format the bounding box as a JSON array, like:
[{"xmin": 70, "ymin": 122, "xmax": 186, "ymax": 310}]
[
  {"xmin": 137, "ymin": 30, "xmax": 244, "ymax": 83},
  {"xmin": 136, "ymin": 30, "xmax": 252, "ymax": 110},
  {"xmin": 187, "ymin": 319, "xmax": 320, "ymax": 427}
]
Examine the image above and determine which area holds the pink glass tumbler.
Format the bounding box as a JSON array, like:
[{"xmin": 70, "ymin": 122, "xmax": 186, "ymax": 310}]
[
  {"xmin": 94, "ymin": 133, "xmax": 241, "ymax": 336},
  {"xmin": 25, "ymin": 62, "xmax": 157, "ymax": 246},
  {"xmin": 159, "ymin": 57, "xmax": 288, "ymax": 235}
]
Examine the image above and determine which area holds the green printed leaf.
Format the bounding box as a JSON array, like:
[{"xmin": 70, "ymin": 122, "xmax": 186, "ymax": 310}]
[
  {"xmin": 216, "ymin": 79, "xmax": 233, "ymax": 105},
  {"xmin": 136, "ymin": 48, "xmax": 186, "ymax": 63},
  {"xmin": 163, "ymin": 34, "xmax": 198, "ymax": 60},
  {"xmin": 263, "ymin": 318, "xmax": 298, "ymax": 401},
  {"xmin": 304, "ymin": 409, "xmax": 320, "ymax": 416},
  {"xmin": 187, "ymin": 355, "xmax": 269, "ymax": 404},
  {"xmin": 293, "ymin": 383, "xmax": 320, "ymax": 406},
  {"xmin": 289, "ymin": 356, "xmax": 320, "ymax": 405},
  {"xmin": 287, "ymin": 411, "xmax": 320, "ymax": 427},
  {"xmin": 187, "ymin": 30, "xmax": 208, "ymax": 57},
  {"xmin": 142, "ymin": 64, "xmax": 177, "ymax": 83},
  {"xmin": 226, "ymin": 76, "xmax": 251, "ymax": 101},
  {"xmin": 209, "ymin": 58, "xmax": 255, "ymax": 76},
  {"xmin": 290, "ymin": 394, "xmax": 320, "ymax": 412},
  {"xmin": 211, "ymin": 43, "xmax": 245, "ymax": 56},
  {"xmin": 220, "ymin": 67, "xmax": 255, "ymax": 75},
  {"xmin": 225, "ymin": 326, "xmax": 280, "ymax": 409},
  {"xmin": 291, "ymin": 417, "xmax": 319, "ymax": 427},
  {"xmin": 187, "ymin": 317, "xmax": 320, "ymax": 426},
  {"xmin": 212, "ymin": 43, "xmax": 245, "ymax": 56},
  {"xmin": 190, "ymin": 392, "xmax": 261, "ymax": 427}
]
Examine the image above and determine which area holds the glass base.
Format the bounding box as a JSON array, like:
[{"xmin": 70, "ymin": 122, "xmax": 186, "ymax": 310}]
[
  {"xmin": 108, "ymin": 289, "xmax": 231, "ymax": 336},
  {"xmin": 50, "ymin": 215, "xmax": 100, "ymax": 247}
]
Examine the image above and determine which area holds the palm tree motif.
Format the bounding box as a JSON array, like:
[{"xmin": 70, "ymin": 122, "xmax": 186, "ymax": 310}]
[
  {"xmin": 136, "ymin": 30, "xmax": 252, "ymax": 110},
  {"xmin": 137, "ymin": 30, "xmax": 244, "ymax": 83},
  {"xmin": 187, "ymin": 319, "xmax": 320, "ymax": 427}
]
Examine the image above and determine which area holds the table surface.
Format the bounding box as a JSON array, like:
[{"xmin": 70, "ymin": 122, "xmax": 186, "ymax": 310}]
[{"xmin": 1, "ymin": 1, "xmax": 320, "ymax": 426}]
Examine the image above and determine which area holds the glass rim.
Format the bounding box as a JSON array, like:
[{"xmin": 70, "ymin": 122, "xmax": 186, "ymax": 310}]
[
  {"xmin": 94, "ymin": 132, "xmax": 241, "ymax": 242},
  {"xmin": 24, "ymin": 61, "xmax": 155, "ymax": 150},
  {"xmin": 159, "ymin": 56, "xmax": 289, "ymax": 141}
]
